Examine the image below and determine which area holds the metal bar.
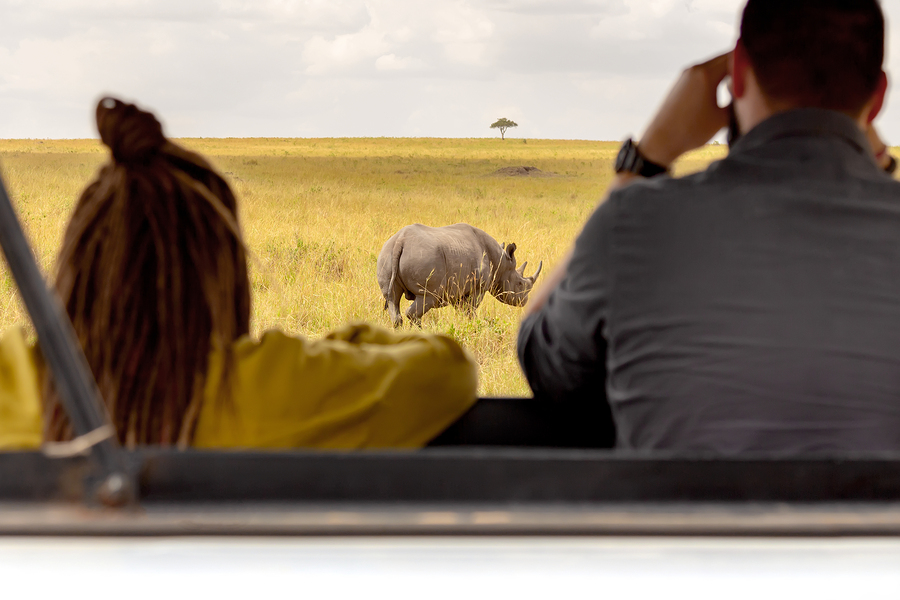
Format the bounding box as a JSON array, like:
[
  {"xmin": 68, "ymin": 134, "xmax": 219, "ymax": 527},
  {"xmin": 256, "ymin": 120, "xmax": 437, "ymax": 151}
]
[
  {"xmin": 4, "ymin": 449, "xmax": 900, "ymax": 504},
  {"xmin": 0, "ymin": 168, "xmax": 133, "ymax": 506},
  {"xmin": 3, "ymin": 501, "xmax": 900, "ymax": 537},
  {"xmin": 135, "ymin": 449, "xmax": 900, "ymax": 503}
]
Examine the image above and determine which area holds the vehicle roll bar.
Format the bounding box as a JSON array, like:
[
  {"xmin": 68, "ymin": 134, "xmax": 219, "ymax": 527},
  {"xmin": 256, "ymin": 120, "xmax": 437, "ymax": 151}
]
[{"xmin": 0, "ymin": 169, "xmax": 133, "ymax": 506}]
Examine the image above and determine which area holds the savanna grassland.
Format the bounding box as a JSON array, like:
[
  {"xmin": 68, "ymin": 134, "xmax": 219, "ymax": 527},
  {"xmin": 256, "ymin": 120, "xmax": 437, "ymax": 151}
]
[{"xmin": 0, "ymin": 138, "xmax": 726, "ymax": 396}]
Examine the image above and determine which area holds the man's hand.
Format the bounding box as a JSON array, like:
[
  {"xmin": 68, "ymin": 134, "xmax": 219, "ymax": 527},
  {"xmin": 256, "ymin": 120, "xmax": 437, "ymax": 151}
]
[{"xmin": 638, "ymin": 52, "xmax": 732, "ymax": 168}]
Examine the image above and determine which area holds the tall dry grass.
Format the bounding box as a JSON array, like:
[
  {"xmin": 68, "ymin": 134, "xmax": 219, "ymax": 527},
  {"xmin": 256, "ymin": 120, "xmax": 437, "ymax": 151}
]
[{"xmin": 0, "ymin": 138, "xmax": 725, "ymax": 395}]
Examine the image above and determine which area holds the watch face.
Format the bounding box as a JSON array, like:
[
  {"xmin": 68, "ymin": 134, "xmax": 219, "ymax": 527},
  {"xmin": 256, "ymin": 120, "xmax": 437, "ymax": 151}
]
[{"xmin": 615, "ymin": 139, "xmax": 637, "ymax": 173}]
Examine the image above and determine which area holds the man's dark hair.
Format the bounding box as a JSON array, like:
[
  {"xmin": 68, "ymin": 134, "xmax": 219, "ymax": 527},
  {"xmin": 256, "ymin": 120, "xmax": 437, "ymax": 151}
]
[{"xmin": 740, "ymin": 0, "xmax": 884, "ymax": 114}]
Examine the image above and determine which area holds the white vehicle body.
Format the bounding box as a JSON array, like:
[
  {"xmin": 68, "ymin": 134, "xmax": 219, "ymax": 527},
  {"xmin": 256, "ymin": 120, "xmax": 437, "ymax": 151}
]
[{"xmin": 2, "ymin": 536, "xmax": 900, "ymax": 600}]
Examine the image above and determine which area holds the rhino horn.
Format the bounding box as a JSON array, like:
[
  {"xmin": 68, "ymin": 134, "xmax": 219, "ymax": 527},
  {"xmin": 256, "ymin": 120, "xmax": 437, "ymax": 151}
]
[
  {"xmin": 517, "ymin": 261, "xmax": 528, "ymax": 276},
  {"xmin": 529, "ymin": 261, "xmax": 543, "ymax": 283}
]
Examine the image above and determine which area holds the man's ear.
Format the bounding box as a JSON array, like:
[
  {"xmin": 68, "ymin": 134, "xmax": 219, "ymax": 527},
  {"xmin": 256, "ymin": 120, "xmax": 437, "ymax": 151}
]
[
  {"xmin": 867, "ymin": 71, "xmax": 888, "ymax": 124},
  {"xmin": 732, "ymin": 39, "xmax": 749, "ymax": 99}
]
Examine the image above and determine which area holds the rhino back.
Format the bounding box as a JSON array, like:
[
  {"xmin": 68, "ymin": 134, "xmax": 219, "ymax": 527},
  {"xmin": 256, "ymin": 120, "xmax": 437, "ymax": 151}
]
[{"xmin": 397, "ymin": 224, "xmax": 494, "ymax": 296}]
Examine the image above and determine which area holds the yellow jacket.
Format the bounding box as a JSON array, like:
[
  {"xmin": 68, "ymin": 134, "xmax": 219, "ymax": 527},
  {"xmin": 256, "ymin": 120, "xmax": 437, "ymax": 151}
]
[{"xmin": 0, "ymin": 323, "xmax": 478, "ymax": 450}]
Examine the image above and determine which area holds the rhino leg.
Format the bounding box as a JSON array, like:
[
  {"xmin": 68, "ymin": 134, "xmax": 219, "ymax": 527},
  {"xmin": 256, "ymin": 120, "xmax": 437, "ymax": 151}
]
[
  {"xmin": 387, "ymin": 301, "xmax": 403, "ymax": 328},
  {"xmin": 462, "ymin": 290, "xmax": 486, "ymax": 318},
  {"xmin": 406, "ymin": 294, "xmax": 440, "ymax": 328},
  {"xmin": 386, "ymin": 287, "xmax": 404, "ymax": 328}
]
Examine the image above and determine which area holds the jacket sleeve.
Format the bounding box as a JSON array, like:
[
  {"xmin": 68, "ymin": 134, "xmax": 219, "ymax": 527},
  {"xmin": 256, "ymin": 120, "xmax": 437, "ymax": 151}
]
[
  {"xmin": 517, "ymin": 198, "xmax": 614, "ymax": 404},
  {"xmin": 0, "ymin": 328, "xmax": 42, "ymax": 450},
  {"xmin": 193, "ymin": 323, "xmax": 478, "ymax": 449}
]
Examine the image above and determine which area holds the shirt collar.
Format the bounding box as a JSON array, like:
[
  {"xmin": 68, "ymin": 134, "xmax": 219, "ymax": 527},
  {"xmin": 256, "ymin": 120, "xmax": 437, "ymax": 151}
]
[{"xmin": 729, "ymin": 108, "xmax": 872, "ymax": 158}]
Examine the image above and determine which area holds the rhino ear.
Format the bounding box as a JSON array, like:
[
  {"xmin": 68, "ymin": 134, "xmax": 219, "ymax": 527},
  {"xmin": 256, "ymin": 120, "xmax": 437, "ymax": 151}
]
[{"xmin": 505, "ymin": 242, "xmax": 517, "ymax": 263}]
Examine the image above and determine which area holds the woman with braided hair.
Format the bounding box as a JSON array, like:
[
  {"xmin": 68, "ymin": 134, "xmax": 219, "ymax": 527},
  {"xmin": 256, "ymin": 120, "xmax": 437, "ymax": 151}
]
[{"xmin": 0, "ymin": 97, "xmax": 477, "ymax": 449}]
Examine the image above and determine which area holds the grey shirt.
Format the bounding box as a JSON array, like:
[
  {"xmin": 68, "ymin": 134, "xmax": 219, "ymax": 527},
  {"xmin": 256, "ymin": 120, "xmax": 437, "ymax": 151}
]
[{"xmin": 518, "ymin": 109, "xmax": 900, "ymax": 453}]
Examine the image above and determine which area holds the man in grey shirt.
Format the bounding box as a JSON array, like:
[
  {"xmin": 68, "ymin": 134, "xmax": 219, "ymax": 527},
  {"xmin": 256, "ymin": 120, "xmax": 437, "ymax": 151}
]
[{"xmin": 518, "ymin": 0, "xmax": 900, "ymax": 452}]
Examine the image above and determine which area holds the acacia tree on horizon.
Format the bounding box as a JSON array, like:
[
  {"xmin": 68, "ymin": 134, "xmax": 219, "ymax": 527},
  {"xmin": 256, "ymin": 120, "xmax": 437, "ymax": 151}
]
[{"xmin": 490, "ymin": 117, "xmax": 518, "ymax": 140}]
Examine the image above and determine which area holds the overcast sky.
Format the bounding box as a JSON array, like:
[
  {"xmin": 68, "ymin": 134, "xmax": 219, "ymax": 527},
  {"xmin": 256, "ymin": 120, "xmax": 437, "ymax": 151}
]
[{"xmin": 1, "ymin": 0, "xmax": 900, "ymax": 141}]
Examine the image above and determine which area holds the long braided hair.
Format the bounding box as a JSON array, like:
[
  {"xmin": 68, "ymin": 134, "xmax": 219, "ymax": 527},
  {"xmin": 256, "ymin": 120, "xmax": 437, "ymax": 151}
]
[{"xmin": 42, "ymin": 97, "xmax": 251, "ymax": 447}]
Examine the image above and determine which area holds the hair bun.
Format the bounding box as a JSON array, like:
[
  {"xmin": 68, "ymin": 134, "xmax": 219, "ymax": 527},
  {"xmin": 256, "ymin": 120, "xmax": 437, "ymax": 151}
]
[{"xmin": 96, "ymin": 97, "xmax": 166, "ymax": 165}]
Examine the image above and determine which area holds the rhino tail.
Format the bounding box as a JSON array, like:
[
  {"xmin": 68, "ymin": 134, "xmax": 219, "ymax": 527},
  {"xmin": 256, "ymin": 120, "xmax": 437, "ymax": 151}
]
[{"xmin": 389, "ymin": 235, "xmax": 404, "ymax": 296}]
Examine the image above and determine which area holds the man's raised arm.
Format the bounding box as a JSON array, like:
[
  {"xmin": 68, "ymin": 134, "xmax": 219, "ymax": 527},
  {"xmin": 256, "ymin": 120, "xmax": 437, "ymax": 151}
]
[{"xmin": 518, "ymin": 52, "xmax": 732, "ymax": 401}]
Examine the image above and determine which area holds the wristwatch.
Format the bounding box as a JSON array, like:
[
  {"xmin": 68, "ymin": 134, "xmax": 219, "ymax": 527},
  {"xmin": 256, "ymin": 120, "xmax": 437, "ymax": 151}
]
[{"xmin": 614, "ymin": 138, "xmax": 669, "ymax": 178}]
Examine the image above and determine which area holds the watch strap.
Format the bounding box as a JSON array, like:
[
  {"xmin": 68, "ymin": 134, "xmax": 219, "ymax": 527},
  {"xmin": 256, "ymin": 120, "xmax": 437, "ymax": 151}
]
[{"xmin": 615, "ymin": 138, "xmax": 668, "ymax": 178}]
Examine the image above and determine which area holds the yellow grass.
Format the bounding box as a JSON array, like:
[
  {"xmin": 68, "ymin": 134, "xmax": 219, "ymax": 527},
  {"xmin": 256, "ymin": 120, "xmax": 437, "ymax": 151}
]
[{"xmin": 0, "ymin": 138, "xmax": 726, "ymax": 396}]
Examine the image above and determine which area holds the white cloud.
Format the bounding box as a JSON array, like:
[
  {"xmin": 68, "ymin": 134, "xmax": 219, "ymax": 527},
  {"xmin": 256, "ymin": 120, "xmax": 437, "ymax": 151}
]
[
  {"xmin": 487, "ymin": 0, "xmax": 625, "ymax": 16},
  {"xmin": 303, "ymin": 27, "xmax": 390, "ymax": 75},
  {"xmin": 375, "ymin": 53, "xmax": 427, "ymax": 71},
  {"xmin": 0, "ymin": 0, "xmax": 897, "ymax": 141},
  {"xmin": 590, "ymin": 0, "xmax": 739, "ymax": 47},
  {"xmin": 432, "ymin": 3, "xmax": 495, "ymax": 66}
]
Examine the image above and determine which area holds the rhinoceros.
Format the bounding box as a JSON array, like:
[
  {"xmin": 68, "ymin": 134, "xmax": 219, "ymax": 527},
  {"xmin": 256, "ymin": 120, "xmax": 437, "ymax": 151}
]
[{"xmin": 377, "ymin": 223, "xmax": 542, "ymax": 326}]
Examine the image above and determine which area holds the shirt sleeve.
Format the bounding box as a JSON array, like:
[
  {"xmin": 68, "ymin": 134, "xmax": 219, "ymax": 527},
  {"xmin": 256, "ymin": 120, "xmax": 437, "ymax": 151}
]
[
  {"xmin": 0, "ymin": 327, "xmax": 42, "ymax": 450},
  {"xmin": 517, "ymin": 197, "xmax": 615, "ymax": 404},
  {"xmin": 193, "ymin": 323, "xmax": 479, "ymax": 449}
]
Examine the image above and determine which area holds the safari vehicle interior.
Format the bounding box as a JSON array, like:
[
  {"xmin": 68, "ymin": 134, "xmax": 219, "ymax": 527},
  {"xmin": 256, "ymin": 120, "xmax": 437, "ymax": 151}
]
[{"xmin": 1, "ymin": 159, "xmax": 900, "ymax": 540}]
